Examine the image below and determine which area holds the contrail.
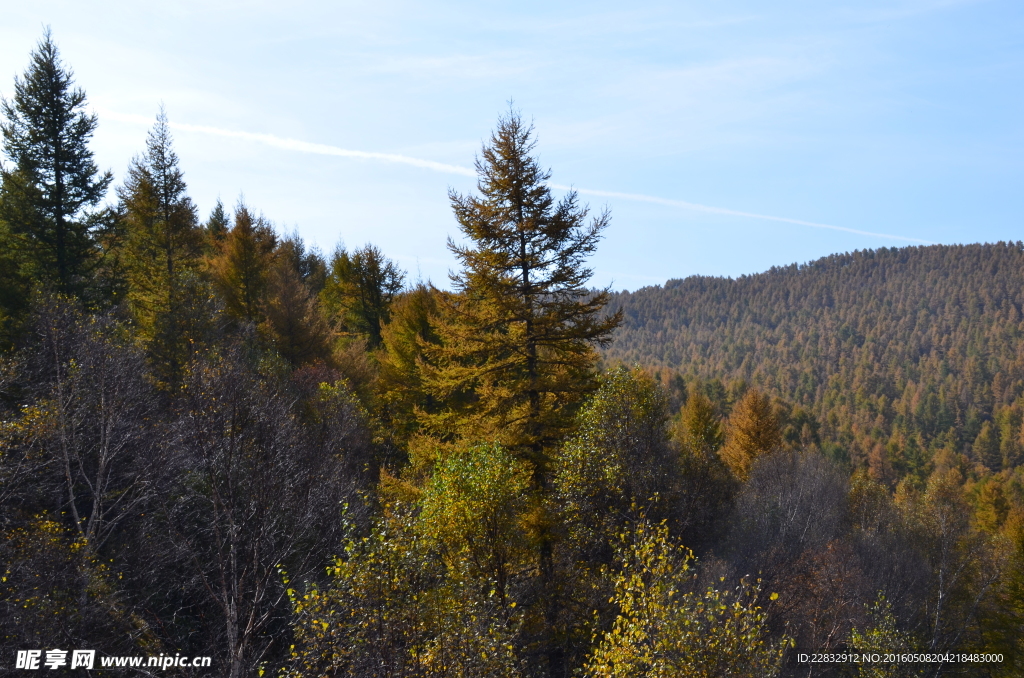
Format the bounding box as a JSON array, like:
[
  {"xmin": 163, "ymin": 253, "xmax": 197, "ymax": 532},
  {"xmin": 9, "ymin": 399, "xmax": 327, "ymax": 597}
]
[
  {"xmin": 550, "ymin": 185, "xmax": 932, "ymax": 244},
  {"xmin": 103, "ymin": 109, "xmax": 930, "ymax": 245},
  {"xmin": 102, "ymin": 110, "xmax": 477, "ymax": 177}
]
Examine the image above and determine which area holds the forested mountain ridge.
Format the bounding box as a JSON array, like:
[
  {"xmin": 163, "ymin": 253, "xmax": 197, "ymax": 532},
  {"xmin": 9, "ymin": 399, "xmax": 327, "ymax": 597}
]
[{"xmin": 604, "ymin": 242, "xmax": 1024, "ymax": 480}]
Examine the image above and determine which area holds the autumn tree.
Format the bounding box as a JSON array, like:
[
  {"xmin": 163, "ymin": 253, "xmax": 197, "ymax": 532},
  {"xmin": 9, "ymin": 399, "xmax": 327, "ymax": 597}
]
[
  {"xmin": 119, "ymin": 110, "xmax": 209, "ymax": 385},
  {"xmin": 422, "ymin": 110, "xmax": 620, "ymax": 469},
  {"xmin": 903, "ymin": 469, "xmax": 1006, "ymax": 655},
  {"xmin": 0, "ymin": 297, "xmax": 159, "ymax": 655},
  {"xmin": 584, "ymin": 519, "xmax": 789, "ymax": 678},
  {"xmin": 376, "ymin": 283, "xmax": 443, "ymax": 444},
  {"xmin": 0, "ymin": 30, "xmax": 111, "ymax": 296},
  {"xmin": 671, "ymin": 387, "xmax": 734, "ymax": 550},
  {"xmin": 675, "ymin": 386, "xmax": 725, "ymax": 456},
  {"xmin": 262, "ymin": 236, "xmax": 332, "ymax": 367},
  {"xmin": 0, "ymin": 296, "xmax": 158, "ymax": 553},
  {"xmin": 209, "ymin": 203, "xmax": 276, "ymax": 323},
  {"xmin": 720, "ymin": 389, "xmax": 782, "ymax": 479}
]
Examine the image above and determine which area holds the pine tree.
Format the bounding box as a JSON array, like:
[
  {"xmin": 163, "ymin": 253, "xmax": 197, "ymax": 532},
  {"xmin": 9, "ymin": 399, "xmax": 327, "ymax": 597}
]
[
  {"xmin": 422, "ymin": 110, "xmax": 620, "ymax": 470},
  {"xmin": 320, "ymin": 244, "xmax": 404, "ymax": 349},
  {"xmin": 0, "ymin": 29, "xmax": 111, "ymax": 296},
  {"xmin": 209, "ymin": 203, "xmax": 276, "ymax": 323},
  {"xmin": 973, "ymin": 421, "xmax": 1002, "ymax": 472},
  {"xmin": 204, "ymin": 198, "xmax": 229, "ymax": 246},
  {"xmin": 119, "ymin": 110, "xmax": 207, "ymax": 385},
  {"xmin": 262, "ymin": 256, "xmax": 332, "ymax": 367}
]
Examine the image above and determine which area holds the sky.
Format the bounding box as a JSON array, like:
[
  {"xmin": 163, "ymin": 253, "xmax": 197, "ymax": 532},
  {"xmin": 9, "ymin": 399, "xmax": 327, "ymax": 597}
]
[{"xmin": 1, "ymin": 0, "xmax": 1021, "ymax": 290}]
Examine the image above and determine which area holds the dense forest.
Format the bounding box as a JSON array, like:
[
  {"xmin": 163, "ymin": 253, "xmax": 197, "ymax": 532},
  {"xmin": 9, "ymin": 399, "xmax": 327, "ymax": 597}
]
[
  {"xmin": 604, "ymin": 244, "xmax": 1024, "ymax": 484},
  {"xmin": 1, "ymin": 32, "xmax": 1022, "ymax": 678}
]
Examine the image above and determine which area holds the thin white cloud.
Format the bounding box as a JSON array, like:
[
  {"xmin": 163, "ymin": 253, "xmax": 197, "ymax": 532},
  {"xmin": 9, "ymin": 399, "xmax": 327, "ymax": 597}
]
[{"xmin": 101, "ymin": 109, "xmax": 930, "ymax": 245}]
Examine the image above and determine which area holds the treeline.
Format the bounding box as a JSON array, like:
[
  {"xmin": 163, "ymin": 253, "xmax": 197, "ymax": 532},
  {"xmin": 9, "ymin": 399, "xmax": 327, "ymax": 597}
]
[{"xmin": 1, "ymin": 32, "xmax": 1023, "ymax": 678}]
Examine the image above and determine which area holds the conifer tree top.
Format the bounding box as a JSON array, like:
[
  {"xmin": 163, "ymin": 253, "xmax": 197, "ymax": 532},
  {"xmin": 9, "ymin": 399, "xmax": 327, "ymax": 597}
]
[
  {"xmin": 1, "ymin": 28, "xmax": 110, "ymax": 216},
  {"xmin": 448, "ymin": 110, "xmax": 608, "ymax": 301}
]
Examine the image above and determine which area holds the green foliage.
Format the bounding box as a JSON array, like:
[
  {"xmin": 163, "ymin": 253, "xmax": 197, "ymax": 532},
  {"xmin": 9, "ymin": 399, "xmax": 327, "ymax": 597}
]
[
  {"xmin": 2, "ymin": 36, "xmax": 1023, "ymax": 675},
  {"xmin": 556, "ymin": 367, "xmax": 677, "ymax": 555},
  {"xmin": 973, "ymin": 421, "xmax": 1002, "ymax": 473},
  {"xmin": 320, "ymin": 243, "xmax": 404, "ymax": 348},
  {"xmin": 420, "ymin": 443, "xmax": 533, "ymax": 604},
  {"xmin": 0, "ymin": 29, "xmax": 111, "ymax": 296},
  {"xmin": 285, "ymin": 503, "xmax": 523, "ymax": 678},
  {"xmin": 584, "ymin": 519, "xmax": 789, "ymax": 678},
  {"xmin": 205, "ymin": 198, "xmax": 229, "ymax": 245}
]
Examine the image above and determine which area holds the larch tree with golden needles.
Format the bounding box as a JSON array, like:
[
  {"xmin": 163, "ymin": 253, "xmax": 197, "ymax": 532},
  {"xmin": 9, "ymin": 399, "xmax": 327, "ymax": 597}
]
[
  {"xmin": 422, "ymin": 110, "xmax": 620, "ymax": 471},
  {"xmin": 720, "ymin": 389, "xmax": 781, "ymax": 480},
  {"xmin": 119, "ymin": 109, "xmax": 208, "ymax": 386},
  {"xmin": 209, "ymin": 203, "xmax": 276, "ymax": 323}
]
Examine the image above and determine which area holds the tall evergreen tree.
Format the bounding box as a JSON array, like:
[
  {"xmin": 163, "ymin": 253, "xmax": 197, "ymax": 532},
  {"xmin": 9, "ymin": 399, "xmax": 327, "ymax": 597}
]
[
  {"xmin": 119, "ymin": 109, "xmax": 207, "ymax": 385},
  {"xmin": 422, "ymin": 110, "xmax": 620, "ymax": 470},
  {"xmin": 0, "ymin": 29, "xmax": 111, "ymax": 296}
]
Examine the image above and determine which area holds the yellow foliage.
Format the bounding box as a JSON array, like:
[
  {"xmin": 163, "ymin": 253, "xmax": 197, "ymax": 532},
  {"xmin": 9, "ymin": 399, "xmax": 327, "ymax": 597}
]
[{"xmin": 584, "ymin": 519, "xmax": 789, "ymax": 678}]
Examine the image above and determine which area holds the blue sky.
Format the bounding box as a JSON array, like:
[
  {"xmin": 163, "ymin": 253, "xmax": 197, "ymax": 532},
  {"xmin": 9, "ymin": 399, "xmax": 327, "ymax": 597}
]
[{"xmin": 1, "ymin": 0, "xmax": 1021, "ymax": 290}]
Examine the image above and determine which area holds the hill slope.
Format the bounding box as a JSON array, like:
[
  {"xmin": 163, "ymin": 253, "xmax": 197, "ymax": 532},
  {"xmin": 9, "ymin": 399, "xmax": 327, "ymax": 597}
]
[{"xmin": 604, "ymin": 242, "xmax": 1024, "ymax": 477}]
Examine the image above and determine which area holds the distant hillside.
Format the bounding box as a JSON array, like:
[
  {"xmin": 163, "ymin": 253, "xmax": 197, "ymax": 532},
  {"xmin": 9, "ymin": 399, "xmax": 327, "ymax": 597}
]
[{"xmin": 604, "ymin": 242, "xmax": 1024, "ymax": 478}]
